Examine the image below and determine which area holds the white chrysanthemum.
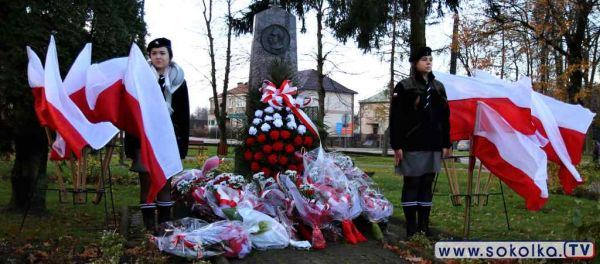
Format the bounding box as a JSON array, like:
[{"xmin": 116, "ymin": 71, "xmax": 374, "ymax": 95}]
[
  {"xmin": 252, "ymin": 118, "xmax": 262, "ymax": 125},
  {"xmin": 297, "ymin": 125, "xmax": 307, "ymax": 135},
  {"xmin": 248, "ymin": 126, "xmax": 257, "ymax": 135},
  {"xmin": 264, "ymin": 115, "xmax": 274, "ymax": 122},
  {"xmin": 287, "ymin": 121, "xmax": 297, "ymax": 130},
  {"xmin": 273, "ymin": 119, "xmax": 284, "ymax": 128},
  {"xmin": 264, "ymin": 106, "xmax": 275, "ymax": 114},
  {"xmin": 255, "ymin": 110, "xmax": 264, "ymax": 117},
  {"xmin": 285, "ymin": 107, "xmax": 291, "ymax": 112},
  {"xmin": 261, "ymin": 123, "xmax": 271, "ymax": 132},
  {"xmin": 286, "ymin": 114, "xmax": 295, "ymax": 122},
  {"xmin": 273, "ymin": 113, "xmax": 282, "ymax": 120}
]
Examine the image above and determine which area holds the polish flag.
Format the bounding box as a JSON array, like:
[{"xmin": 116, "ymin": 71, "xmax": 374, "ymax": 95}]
[
  {"xmin": 473, "ymin": 71, "xmax": 595, "ymax": 194},
  {"xmin": 435, "ymin": 71, "xmax": 535, "ymax": 141},
  {"xmin": 531, "ymin": 90, "xmax": 595, "ymax": 194},
  {"xmin": 84, "ymin": 44, "xmax": 182, "ymax": 202},
  {"xmin": 50, "ymin": 43, "xmax": 120, "ymax": 160},
  {"xmin": 27, "ymin": 36, "xmax": 118, "ymax": 159},
  {"xmin": 473, "ymin": 102, "xmax": 548, "ymax": 211}
]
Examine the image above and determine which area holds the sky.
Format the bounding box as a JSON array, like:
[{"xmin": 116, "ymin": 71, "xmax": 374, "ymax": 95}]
[{"xmin": 144, "ymin": 0, "xmax": 454, "ymax": 113}]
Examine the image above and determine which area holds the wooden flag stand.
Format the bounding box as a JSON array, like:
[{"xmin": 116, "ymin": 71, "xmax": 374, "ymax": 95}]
[
  {"xmin": 20, "ymin": 129, "xmax": 117, "ymax": 231},
  {"xmin": 433, "ymin": 138, "xmax": 511, "ymax": 239}
]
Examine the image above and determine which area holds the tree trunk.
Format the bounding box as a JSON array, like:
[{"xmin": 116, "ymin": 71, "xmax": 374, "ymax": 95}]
[
  {"xmin": 7, "ymin": 123, "xmax": 48, "ymax": 214},
  {"xmin": 383, "ymin": 0, "xmax": 399, "ymax": 156},
  {"xmin": 449, "ymin": 11, "xmax": 459, "ymax": 75},
  {"xmin": 316, "ymin": 2, "xmax": 327, "ymax": 140},
  {"xmin": 409, "ymin": 0, "xmax": 426, "ymax": 51},
  {"xmin": 218, "ymin": 0, "xmax": 233, "ymax": 156}
]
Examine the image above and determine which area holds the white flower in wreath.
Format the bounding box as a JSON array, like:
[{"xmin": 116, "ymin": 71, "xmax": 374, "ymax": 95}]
[
  {"xmin": 286, "ymin": 121, "xmax": 297, "ymax": 130},
  {"xmin": 273, "ymin": 113, "xmax": 282, "ymax": 120},
  {"xmin": 255, "ymin": 110, "xmax": 264, "ymax": 118},
  {"xmin": 248, "ymin": 126, "xmax": 258, "ymax": 135},
  {"xmin": 264, "ymin": 115, "xmax": 274, "ymax": 122},
  {"xmin": 261, "ymin": 123, "xmax": 271, "ymax": 132},
  {"xmin": 285, "ymin": 107, "xmax": 291, "ymax": 112},
  {"xmin": 297, "ymin": 125, "xmax": 307, "ymax": 135},
  {"xmin": 273, "ymin": 119, "xmax": 284, "ymax": 128},
  {"xmin": 264, "ymin": 106, "xmax": 275, "ymax": 114},
  {"xmin": 252, "ymin": 118, "xmax": 262, "ymax": 125},
  {"xmin": 286, "ymin": 114, "xmax": 295, "ymax": 123}
]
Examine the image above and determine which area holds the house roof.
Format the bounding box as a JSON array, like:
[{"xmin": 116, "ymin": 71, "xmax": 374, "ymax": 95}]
[
  {"xmin": 295, "ymin": 69, "xmax": 358, "ymax": 95},
  {"xmin": 359, "ymin": 89, "xmax": 390, "ymax": 103},
  {"xmin": 212, "ymin": 83, "xmax": 249, "ymax": 99}
]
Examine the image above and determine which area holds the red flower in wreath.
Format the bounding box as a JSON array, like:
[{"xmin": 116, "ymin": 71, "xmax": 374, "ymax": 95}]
[
  {"xmin": 243, "ymin": 150, "xmax": 253, "ymax": 161},
  {"xmin": 285, "ymin": 144, "xmax": 295, "ymax": 153},
  {"xmin": 263, "ymin": 145, "xmax": 273, "ymax": 154},
  {"xmin": 279, "ymin": 155, "xmax": 289, "ymax": 166},
  {"xmin": 257, "ymin": 134, "xmax": 267, "ymax": 143},
  {"xmin": 281, "ymin": 130, "xmax": 291, "ymax": 140},
  {"xmin": 294, "ymin": 152, "xmax": 303, "ymax": 161},
  {"xmin": 293, "ymin": 135, "xmax": 303, "ymax": 146},
  {"xmin": 250, "ymin": 162, "xmax": 260, "ymax": 172},
  {"xmin": 262, "ymin": 167, "xmax": 271, "ymax": 176},
  {"xmin": 303, "ymin": 136, "xmax": 313, "ymax": 147},
  {"xmin": 269, "ymin": 130, "xmax": 280, "ymax": 141},
  {"xmin": 267, "ymin": 154, "xmax": 278, "ymax": 165},
  {"xmin": 273, "ymin": 142, "xmax": 284, "ymax": 152},
  {"xmin": 246, "ymin": 137, "xmax": 255, "ymax": 146},
  {"xmin": 288, "ymin": 164, "xmax": 297, "ymax": 172},
  {"xmin": 253, "ymin": 152, "xmax": 264, "ymax": 161}
]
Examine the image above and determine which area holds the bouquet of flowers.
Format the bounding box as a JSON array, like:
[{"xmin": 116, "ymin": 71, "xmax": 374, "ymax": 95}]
[
  {"xmin": 303, "ymin": 147, "xmax": 367, "ymax": 244},
  {"xmin": 241, "ymin": 80, "xmax": 320, "ymax": 177},
  {"xmin": 279, "ymin": 170, "xmax": 331, "ymax": 250},
  {"xmin": 152, "ymin": 218, "xmax": 252, "ymax": 259},
  {"xmin": 203, "ymin": 172, "xmax": 247, "ymax": 219}
]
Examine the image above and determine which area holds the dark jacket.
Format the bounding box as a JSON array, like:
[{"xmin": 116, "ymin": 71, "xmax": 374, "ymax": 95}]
[
  {"xmin": 125, "ymin": 80, "xmax": 190, "ymax": 159},
  {"xmin": 389, "ymin": 72, "xmax": 451, "ymax": 151}
]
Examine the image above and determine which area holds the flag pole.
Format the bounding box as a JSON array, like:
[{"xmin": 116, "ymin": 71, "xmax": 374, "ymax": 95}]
[{"xmin": 463, "ymin": 135, "xmax": 476, "ymax": 239}]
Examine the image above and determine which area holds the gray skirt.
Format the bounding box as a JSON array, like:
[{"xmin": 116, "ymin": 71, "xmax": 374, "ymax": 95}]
[{"xmin": 395, "ymin": 151, "xmax": 441, "ymax": 177}]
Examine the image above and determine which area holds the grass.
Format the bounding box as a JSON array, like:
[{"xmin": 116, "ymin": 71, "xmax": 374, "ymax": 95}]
[
  {"xmin": 0, "ymin": 146, "xmax": 598, "ymax": 261},
  {"xmin": 350, "ymin": 153, "xmax": 600, "ymax": 241}
]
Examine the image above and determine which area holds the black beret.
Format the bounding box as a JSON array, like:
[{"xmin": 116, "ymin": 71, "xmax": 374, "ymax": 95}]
[
  {"xmin": 409, "ymin": 46, "xmax": 432, "ymax": 62},
  {"xmin": 147, "ymin": 37, "xmax": 173, "ymax": 58}
]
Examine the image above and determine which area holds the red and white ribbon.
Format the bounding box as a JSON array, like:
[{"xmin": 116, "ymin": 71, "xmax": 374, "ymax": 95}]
[{"xmin": 260, "ymin": 80, "xmax": 320, "ymax": 139}]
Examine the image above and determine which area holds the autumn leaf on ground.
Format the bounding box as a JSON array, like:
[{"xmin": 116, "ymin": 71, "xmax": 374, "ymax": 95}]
[{"xmin": 79, "ymin": 246, "xmax": 99, "ymax": 258}]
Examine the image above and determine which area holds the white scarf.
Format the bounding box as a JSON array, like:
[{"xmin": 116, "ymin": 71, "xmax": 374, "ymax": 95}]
[{"xmin": 149, "ymin": 61, "xmax": 185, "ymax": 115}]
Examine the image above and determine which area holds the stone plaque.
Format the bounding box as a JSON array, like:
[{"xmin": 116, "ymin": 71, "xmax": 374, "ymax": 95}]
[{"xmin": 260, "ymin": 25, "xmax": 290, "ymax": 55}]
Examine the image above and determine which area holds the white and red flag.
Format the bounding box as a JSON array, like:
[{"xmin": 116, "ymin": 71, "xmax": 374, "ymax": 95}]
[
  {"xmin": 84, "ymin": 44, "xmax": 182, "ymax": 202},
  {"xmin": 435, "ymin": 71, "xmax": 535, "ymax": 141},
  {"xmin": 27, "ymin": 36, "xmax": 118, "ymax": 159},
  {"xmin": 473, "ymin": 71, "xmax": 595, "ymax": 194},
  {"xmin": 473, "ymin": 102, "xmax": 549, "ymax": 211}
]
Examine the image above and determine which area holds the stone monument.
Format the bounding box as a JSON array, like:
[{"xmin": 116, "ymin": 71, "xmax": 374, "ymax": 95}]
[{"xmin": 248, "ymin": 3, "xmax": 297, "ymax": 89}]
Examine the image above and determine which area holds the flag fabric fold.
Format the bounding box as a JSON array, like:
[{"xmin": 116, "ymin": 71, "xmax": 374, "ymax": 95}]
[
  {"xmin": 473, "ymin": 102, "xmax": 548, "ymax": 211},
  {"xmin": 27, "ymin": 36, "xmax": 118, "ymax": 159},
  {"xmin": 435, "ymin": 71, "xmax": 535, "ymax": 142},
  {"xmin": 473, "ymin": 70, "xmax": 595, "ymax": 194},
  {"xmin": 82, "ymin": 44, "xmax": 182, "ymax": 202}
]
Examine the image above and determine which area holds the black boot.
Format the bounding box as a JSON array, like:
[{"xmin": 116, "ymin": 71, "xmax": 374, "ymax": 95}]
[
  {"xmin": 417, "ymin": 206, "xmax": 432, "ymax": 236},
  {"xmin": 157, "ymin": 201, "xmax": 174, "ymax": 224},
  {"xmin": 140, "ymin": 204, "xmax": 156, "ymax": 232},
  {"xmin": 402, "ymin": 206, "xmax": 418, "ymax": 238}
]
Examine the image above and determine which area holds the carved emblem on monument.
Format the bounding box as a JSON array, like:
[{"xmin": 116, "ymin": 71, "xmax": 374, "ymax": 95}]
[{"xmin": 260, "ymin": 24, "xmax": 290, "ymax": 55}]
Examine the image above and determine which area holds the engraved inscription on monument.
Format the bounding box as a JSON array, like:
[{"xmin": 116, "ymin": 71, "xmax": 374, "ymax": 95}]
[{"xmin": 260, "ymin": 25, "xmax": 290, "ymax": 55}]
